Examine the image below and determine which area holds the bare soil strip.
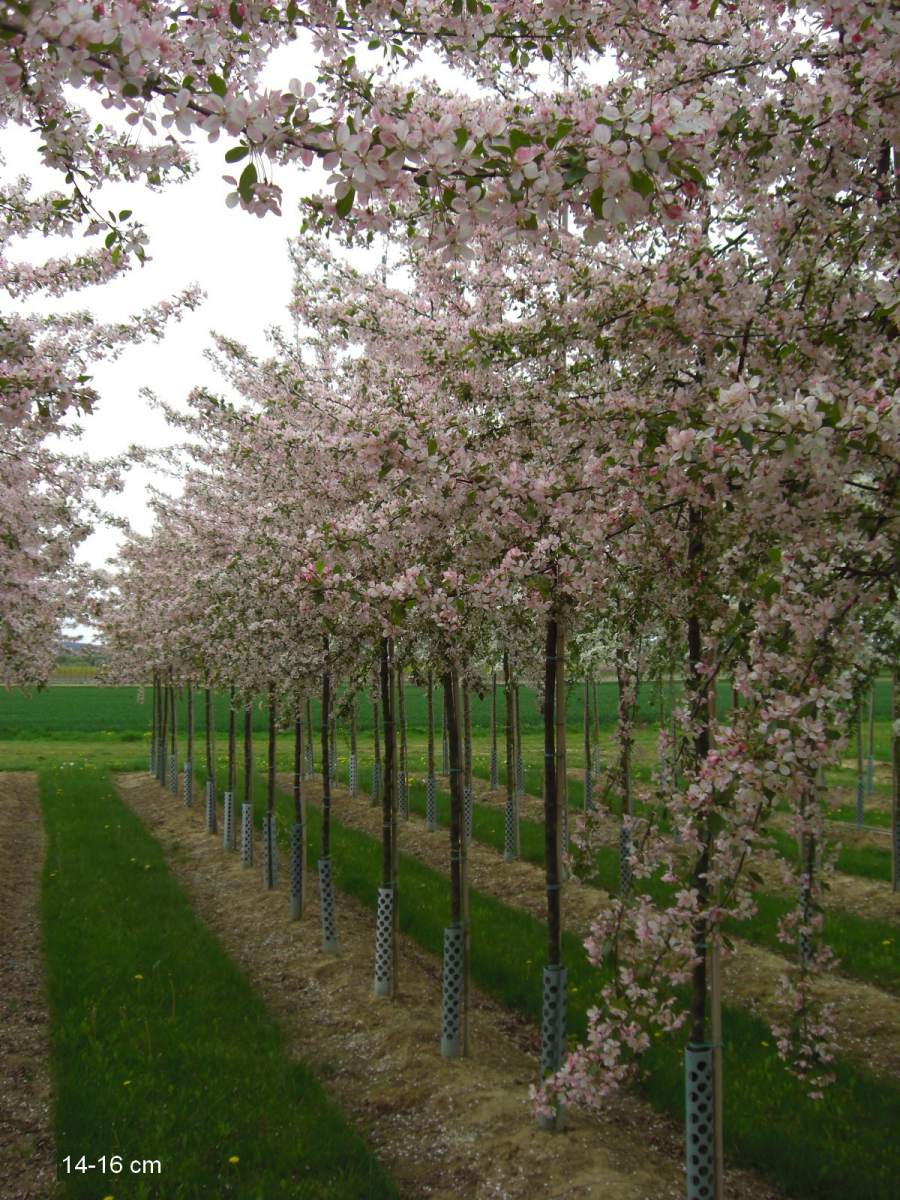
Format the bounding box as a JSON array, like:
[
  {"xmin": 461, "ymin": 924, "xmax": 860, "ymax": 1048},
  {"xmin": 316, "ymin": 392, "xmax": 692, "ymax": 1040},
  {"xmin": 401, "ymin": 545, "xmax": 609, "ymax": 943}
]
[
  {"xmin": 453, "ymin": 773, "xmax": 900, "ymax": 924},
  {"xmin": 118, "ymin": 772, "xmax": 785, "ymax": 1200},
  {"xmin": 289, "ymin": 775, "xmax": 900, "ymax": 1079},
  {"xmin": 0, "ymin": 773, "xmax": 58, "ymax": 1200}
]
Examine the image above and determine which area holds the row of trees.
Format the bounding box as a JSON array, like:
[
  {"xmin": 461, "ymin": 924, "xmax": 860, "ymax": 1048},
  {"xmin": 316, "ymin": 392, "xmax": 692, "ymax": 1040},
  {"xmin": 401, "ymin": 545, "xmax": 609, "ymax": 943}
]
[{"xmin": 5, "ymin": 5, "xmax": 898, "ymax": 1197}]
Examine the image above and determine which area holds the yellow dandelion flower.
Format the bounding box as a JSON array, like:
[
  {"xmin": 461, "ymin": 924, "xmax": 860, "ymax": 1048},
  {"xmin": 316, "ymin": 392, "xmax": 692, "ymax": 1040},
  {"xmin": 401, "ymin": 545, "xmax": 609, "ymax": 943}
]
[
  {"xmin": 761, "ymin": 1041, "xmax": 769, "ymax": 1047},
  {"xmin": 134, "ymin": 974, "xmax": 143, "ymax": 980},
  {"xmin": 123, "ymin": 1080, "xmax": 131, "ymax": 1087},
  {"xmin": 228, "ymin": 1156, "xmax": 240, "ymax": 1165}
]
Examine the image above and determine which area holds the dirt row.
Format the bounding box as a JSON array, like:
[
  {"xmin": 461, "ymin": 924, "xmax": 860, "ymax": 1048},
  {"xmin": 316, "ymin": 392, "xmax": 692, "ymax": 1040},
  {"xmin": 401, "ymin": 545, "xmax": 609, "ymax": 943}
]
[
  {"xmin": 282, "ymin": 773, "xmax": 900, "ymax": 1080},
  {"xmin": 118, "ymin": 771, "xmax": 788, "ymax": 1200},
  {"xmin": 0, "ymin": 774, "xmax": 58, "ymax": 1200}
]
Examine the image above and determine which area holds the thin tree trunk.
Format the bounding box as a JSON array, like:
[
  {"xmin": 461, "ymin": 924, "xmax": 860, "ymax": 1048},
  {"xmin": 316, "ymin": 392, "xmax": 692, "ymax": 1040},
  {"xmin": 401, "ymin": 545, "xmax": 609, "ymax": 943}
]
[
  {"xmin": 227, "ymin": 685, "xmax": 236, "ymax": 795},
  {"xmin": 490, "ymin": 671, "xmax": 498, "ymax": 789},
  {"xmin": 294, "ymin": 716, "xmax": 303, "ymax": 819},
  {"xmin": 267, "ymin": 683, "xmax": 276, "ymax": 817},
  {"xmin": 866, "ymin": 684, "xmax": 876, "ymax": 798},
  {"xmin": 463, "ymin": 676, "xmax": 473, "ymax": 841},
  {"xmin": 427, "ymin": 670, "xmax": 435, "ymax": 778},
  {"xmin": 398, "ymin": 661, "xmax": 408, "ymax": 818},
  {"xmin": 243, "ymin": 703, "xmax": 253, "ymax": 807},
  {"xmin": 159, "ymin": 679, "xmax": 169, "ymax": 785},
  {"xmin": 687, "ymin": 508, "xmax": 711, "ymax": 1049},
  {"xmin": 892, "ymin": 668, "xmax": 899, "ymax": 893},
  {"xmin": 305, "ymin": 696, "xmax": 313, "ymax": 775},
  {"xmin": 583, "ymin": 677, "xmax": 591, "ymax": 809},
  {"xmin": 544, "ymin": 616, "xmax": 562, "ymax": 969},
  {"xmin": 372, "ymin": 694, "xmax": 382, "ymax": 806},
  {"xmin": 205, "ymin": 686, "xmax": 214, "ymax": 787},
  {"xmin": 555, "ymin": 627, "xmax": 567, "ymax": 867},
  {"xmin": 321, "ymin": 640, "xmax": 332, "ymax": 858},
  {"xmin": 504, "ymin": 651, "xmax": 518, "ymax": 859},
  {"xmin": 187, "ymin": 681, "xmax": 194, "ymax": 769}
]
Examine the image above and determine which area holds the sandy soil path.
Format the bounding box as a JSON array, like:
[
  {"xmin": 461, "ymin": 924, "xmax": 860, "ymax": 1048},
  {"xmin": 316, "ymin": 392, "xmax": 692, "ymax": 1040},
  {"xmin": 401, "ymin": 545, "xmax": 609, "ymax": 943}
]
[{"xmin": 0, "ymin": 773, "xmax": 58, "ymax": 1200}]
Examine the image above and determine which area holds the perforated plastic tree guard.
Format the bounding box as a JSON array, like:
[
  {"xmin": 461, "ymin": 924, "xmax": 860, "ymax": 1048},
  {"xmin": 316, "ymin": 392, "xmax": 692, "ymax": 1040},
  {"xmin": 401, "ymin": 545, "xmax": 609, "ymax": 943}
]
[
  {"xmin": 425, "ymin": 774, "xmax": 437, "ymax": 832},
  {"xmin": 348, "ymin": 754, "xmax": 358, "ymax": 797},
  {"xmin": 318, "ymin": 856, "xmax": 338, "ymax": 952},
  {"xmin": 619, "ymin": 824, "xmax": 632, "ymax": 896},
  {"xmin": 504, "ymin": 796, "xmax": 517, "ymax": 862},
  {"xmin": 685, "ymin": 1044, "xmax": 716, "ymax": 1200},
  {"xmin": 204, "ymin": 780, "xmax": 217, "ymax": 834},
  {"xmin": 373, "ymin": 885, "xmax": 394, "ymax": 997},
  {"xmin": 516, "ymin": 753, "xmax": 524, "ymax": 796},
  {"xmin": 441, "ymin": 733, "xmax": 449, "ymax": 775},
  {"xmin": 592, "ymin": 743, "xmax": 601, "ymax": 783},
  {"xmin": 399, "ymin": 773, "xmax": 408, "ymax": 819},
  {"xmin": 240, "ymin": 803, "xmax": 253, "ymax": 867},
  {"xmin": 490, "ymin": 746, "xmax": 498, "ymax": 790},
  {"xmin": 440, "ymin": 923, "xmax": 464, "ymax": 1057},
  {"xmin": 305, "ymin": 742, "xmax": 313, "ymax": 778},
  {"xmin": 289, "ymin": 822, "xmax": 303, "ymax": 920},
  {"xmin": 540, "ymin": 964, "xmax": 567, "ymax": 1076},
  {"xmin": 371, "ymin": 761, "xmax": 382, "ymax": 804},
  {"xmin": 538, "ymin": 964, "xmax": 568, "ymax": 1130},
  {"xmin": 329, "ymin": 753, "xmax": 336, "ymax": 784},
  {"xmin": 262, "ymin": 812, "xmax": 277, "ymax": 890},
  {"xmin": 158, "ymin": 752, "xmax": 166, "ymax": 789},
  {"xmin": 183, "ymin": 759, "xmax": 192, "ymax": 807},
  {"xmin": 464, "ymin": 784, "xmax": 473, "ymax": 841},
  {"xmin": 222, "ymin": 791, "xmax": 234, "ymax": 851},
  {"xmin": 168, "ymin": 754, "xmax": 178, "ymax": 797},
  {"xmin": 584, "ymin": 767, "xmax": 594, "ymax": 811}
]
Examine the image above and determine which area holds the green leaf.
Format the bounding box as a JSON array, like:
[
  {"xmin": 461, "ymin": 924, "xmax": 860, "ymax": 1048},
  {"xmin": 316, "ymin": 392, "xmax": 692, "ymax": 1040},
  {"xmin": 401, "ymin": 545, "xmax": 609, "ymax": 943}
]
[
  {"xmin": 426, "ymin": 437, "xmax": 437, "ymax": 456},
  {"xmin": 541, "ymin": 43, "xmax": 553, "ymax": 61},
  {"xmin": 335, "ymin": 188, "xmax": 355, "ymax": 218},
  {"xmin": 225, "ymin": 145, "xmax": 249, "ymax": 163},
  {"xmin": 104, "ymin": 231, "xmax": 117, "ymax": 248},
  {"xmin": 629, "ymin": 169, "xmax": 654, "ymax": 198},
  {"xmin": 509, "ymin": 128, "xmax": 532, "ymax": 151},
  {"xmin": 229, "ymin": 1, "xmax": 244, "ymax": 27},
  {"xmin": 118, "ymin": 209, "xmax": 132, "ymax": 220},
  {"xmin": 238, "ymin": 162, "xmax": 257, "ymax": 200},
  {"xmin": 589, "ymin": 186, "xmax": 604, "ymax": 218},
  {"xmin": 208, "ymin": 73, "xmax": 227, "ymax": 98}
]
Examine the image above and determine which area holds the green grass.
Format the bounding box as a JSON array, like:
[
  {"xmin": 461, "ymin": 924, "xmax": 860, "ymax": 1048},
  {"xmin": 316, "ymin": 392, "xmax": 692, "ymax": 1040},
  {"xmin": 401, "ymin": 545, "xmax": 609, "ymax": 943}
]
[
  {"xmin": 40, "ymin": 762, "xmax": 399, "ymax": 1200},
  {"xmin": 5, "ymin": 678, "xmax": 894, "ymax": 741},
  {"xmin": 187, "ymin": 758, "xmax": 900, "ymax": 1200}
]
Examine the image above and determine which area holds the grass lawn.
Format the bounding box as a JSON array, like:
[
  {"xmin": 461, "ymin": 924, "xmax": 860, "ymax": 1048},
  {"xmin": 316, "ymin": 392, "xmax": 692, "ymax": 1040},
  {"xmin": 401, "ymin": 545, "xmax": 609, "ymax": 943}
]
[{"xmin": 39, "ymin": 762, "xmax": 398, "ymax": 1200}]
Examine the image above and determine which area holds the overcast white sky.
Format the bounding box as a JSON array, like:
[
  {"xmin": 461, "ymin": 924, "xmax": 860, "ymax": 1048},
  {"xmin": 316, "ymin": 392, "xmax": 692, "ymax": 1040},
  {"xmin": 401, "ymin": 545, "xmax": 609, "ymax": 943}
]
[
  {"xmin": 8, "ymin": 41, "xmax": 486, "ymax": 593},
  {"xmin": 5, "ymin": 40, "xmax": 386, "ymax": 583}
]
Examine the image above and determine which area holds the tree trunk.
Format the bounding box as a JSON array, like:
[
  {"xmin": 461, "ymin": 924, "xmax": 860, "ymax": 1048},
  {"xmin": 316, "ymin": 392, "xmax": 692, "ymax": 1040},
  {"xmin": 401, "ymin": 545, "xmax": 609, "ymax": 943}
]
[
  {"xmin": 427, "ymin": 670, "xmax": 435, "ymax": 778},
  {"xmin": 267, "ymin": 683, "xmax": 276, "ymax": 816},
  {"xmin": 243, "ymin": 703, "xmax": 253, "ymax": 806},
  {"xmin": 463, "ymin": 676, "xmax": 473, "ymax": 842},
  {"xmin": 544, "ymin": 617, "xmax": 562, "ymax": 969},
  {"xmin": 321, "ymin": 641, "xmax": 332, "ymax": 858},
  {"xmin": 294, "ymin": 715, "xmax": 303, "ymax": 821},
  {"xmin": 372, "ymin": 694, "xmax": 382, "ymax": 806},
  {"xmin": 504, "ymin": 651, "xmax": 518, "ymax": 860},
  {"xmin": 398, "ymin": 661, "xmax": 408, "ymax": 818},
  {"xmin": 227, "ymin": 686, "xmax": 236, "ymax": 795},
  {"xmin": 892, "ymin": 668, "xmax": 899, "ymax": 893},
  {"xmin": 490, "ymin": 671, "xmax": 498, "ymax": 789}
]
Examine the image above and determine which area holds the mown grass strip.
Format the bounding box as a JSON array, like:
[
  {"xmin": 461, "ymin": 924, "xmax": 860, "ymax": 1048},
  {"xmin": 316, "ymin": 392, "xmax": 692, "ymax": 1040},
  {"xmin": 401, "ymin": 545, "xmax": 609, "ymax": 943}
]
[
  {"xmin": 40, "ymin": 762, "xmax": 398, "ymax": 1200},
  {"xmin": 190, "ymin": 757, "xmax": 900, "ymax": 1200}
]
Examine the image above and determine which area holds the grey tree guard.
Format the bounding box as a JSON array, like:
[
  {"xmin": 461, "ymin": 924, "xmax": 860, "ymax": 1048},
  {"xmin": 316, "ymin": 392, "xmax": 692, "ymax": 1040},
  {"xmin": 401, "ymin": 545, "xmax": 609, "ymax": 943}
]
[
  {"xmin": 685, "ymin": 1044, "xmax": 716, "ymax": 1199},
  {"xmin": 440, "ymin": 923, "xmax": 464, "ymax": 1057},
  {"xmin": 374, "ymin": 885, "xmax": 394, "ymax": 996},
  {"xmin": 289, "ymin": 821, "xmax": 304, "ymax": 919},
  {"xmin": 318, "ymin": 856, "xmax": 339, "ymax": 952},
  {"xmin": 183, "ymin": 758, "xmax": 193, "ymax": 807},
  {"xmin": 262, "ymin": 812, "xmax": 277, "ymax": 890},
  {"xmin": 240, "ymin": 802, "xmax": 253, "ymax": 867},
  {"xmin": 204, "ymin": 779, "xmax": 217, "ymax": 834},
  {"xmin": 222, "ymin": 790, "xmax": 235, "ymax": 850}
]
